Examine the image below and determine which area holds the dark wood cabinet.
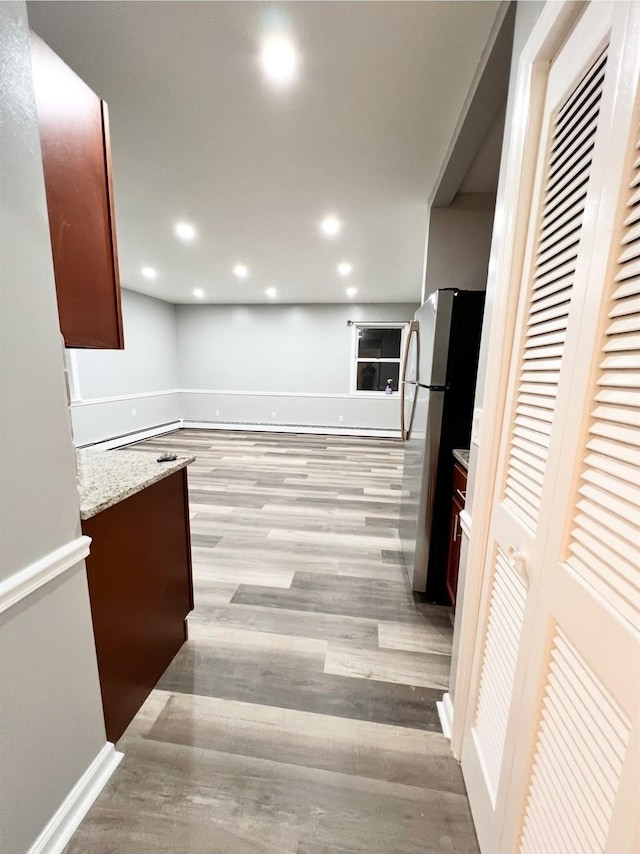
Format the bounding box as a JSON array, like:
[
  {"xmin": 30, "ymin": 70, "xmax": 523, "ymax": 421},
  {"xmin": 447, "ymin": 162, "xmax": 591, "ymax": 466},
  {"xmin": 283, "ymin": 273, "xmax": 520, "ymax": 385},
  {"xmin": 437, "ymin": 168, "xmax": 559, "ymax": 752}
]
[
  {"xmin": 30, "ymin": 33, "xmax": 124, "ymax": 349},
  {"xmin": 446, "ymin": 461, "xmax": 468, "ymax": 608},
  {"xmin": 82, "ymin": 470, "xmax": 193, "ymax": 742}
]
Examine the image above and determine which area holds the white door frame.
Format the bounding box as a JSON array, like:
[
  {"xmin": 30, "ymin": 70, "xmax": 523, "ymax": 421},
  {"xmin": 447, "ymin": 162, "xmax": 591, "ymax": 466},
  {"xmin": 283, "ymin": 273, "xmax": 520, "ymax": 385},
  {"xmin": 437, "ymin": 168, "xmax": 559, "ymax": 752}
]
[{"xmin": 450, "ymin": 0, "xmax": 589, "ymax": 759}]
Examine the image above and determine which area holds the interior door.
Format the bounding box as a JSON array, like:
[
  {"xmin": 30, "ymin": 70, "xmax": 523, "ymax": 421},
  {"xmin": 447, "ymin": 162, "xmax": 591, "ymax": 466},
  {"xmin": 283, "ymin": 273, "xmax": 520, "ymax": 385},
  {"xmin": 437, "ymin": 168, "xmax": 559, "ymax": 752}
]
[
  {"xmin": 460, "ymin": 4, "xmax": 640, "ymax": 851},
  {"xmin": 502, "ymin": 33, "xmax": 640, "ymax": 852}
]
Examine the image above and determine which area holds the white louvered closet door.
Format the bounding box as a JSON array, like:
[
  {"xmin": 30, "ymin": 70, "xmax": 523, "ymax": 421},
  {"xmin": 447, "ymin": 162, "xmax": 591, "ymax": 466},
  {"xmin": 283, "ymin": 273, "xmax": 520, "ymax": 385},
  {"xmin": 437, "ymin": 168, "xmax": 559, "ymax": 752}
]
[
  {"xmin": 460, "ymin": 4, "xmax": 639, "ymax": 852},
  {"xmin": 504, "ymin": 18, "xmax": 640, "ymax": 852}
]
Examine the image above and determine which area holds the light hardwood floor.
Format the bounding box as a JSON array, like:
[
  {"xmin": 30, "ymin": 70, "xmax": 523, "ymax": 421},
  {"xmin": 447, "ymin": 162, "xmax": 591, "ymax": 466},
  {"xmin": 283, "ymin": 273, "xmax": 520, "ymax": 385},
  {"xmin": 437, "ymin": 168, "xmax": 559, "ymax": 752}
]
[{"xmin": 64, "ymin": 430, "xmax": 478, "ymax": 854}]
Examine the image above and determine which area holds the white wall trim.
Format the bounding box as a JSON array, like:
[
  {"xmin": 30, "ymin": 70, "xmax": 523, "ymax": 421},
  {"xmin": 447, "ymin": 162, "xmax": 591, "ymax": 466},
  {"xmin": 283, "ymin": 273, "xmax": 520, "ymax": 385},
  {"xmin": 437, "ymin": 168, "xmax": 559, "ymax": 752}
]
[
  {"xmin": 182, "ymin": 388, "xmax": 400, "ymax": 400},
  {"xmin": 77, "ymin": 420, "xmax": 184, "ymax": 451},
  {"xmin": 437, "ymin": 692, "xmax": 454, "ymax": 741},
  {"xmin": 27, "ymin": 743, "xmax": 123, "ymax": 854},
  {"xmin": 71, "ymin": 388, "xmax": 402, "ymax": 405},
  {"xmin": 0, "ymin": 536, "xmax": 91, "ymax": 615},
  {"xmin": 459, "ymin": 508, "xmax": 472, "ymax": 539},
  {"xmin": 71, "ymin": 389, "xmax": 180, "ymax": 407},
  {"xmin": 183, "ymin": 420, "xmax": 401, "ymax": 439}
]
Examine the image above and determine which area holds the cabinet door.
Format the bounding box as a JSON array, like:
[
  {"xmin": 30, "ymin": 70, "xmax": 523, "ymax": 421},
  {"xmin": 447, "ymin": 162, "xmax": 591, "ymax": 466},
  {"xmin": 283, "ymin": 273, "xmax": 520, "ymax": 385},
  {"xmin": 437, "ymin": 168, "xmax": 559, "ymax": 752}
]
[
  {"xmin": 82, "ymin": 471, "xmax": 193, "ymax": 742},
  {"xmin": 30, "ymin": 33, "xmax": 124, "ymax": 349}
]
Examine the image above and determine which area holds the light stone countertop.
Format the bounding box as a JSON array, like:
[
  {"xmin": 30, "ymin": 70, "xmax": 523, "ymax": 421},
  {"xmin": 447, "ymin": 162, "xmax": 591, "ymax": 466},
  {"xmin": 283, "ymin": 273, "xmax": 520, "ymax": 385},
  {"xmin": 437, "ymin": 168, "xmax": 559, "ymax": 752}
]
[
  {"xmin": 77, "ymin": 449, "xmax": 195, "ymax": 520},
  {"xmin": 452, "ymin": 448, "xmax": 470, "ymax": 471}
]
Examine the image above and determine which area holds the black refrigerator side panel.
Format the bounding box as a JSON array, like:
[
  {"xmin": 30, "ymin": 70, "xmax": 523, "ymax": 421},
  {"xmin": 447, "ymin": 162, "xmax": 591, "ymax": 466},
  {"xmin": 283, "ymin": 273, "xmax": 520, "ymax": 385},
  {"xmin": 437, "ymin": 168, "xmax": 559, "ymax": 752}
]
[{"xmin": 424, "ymin": 291, "xmax": 485, "ymax": 603}]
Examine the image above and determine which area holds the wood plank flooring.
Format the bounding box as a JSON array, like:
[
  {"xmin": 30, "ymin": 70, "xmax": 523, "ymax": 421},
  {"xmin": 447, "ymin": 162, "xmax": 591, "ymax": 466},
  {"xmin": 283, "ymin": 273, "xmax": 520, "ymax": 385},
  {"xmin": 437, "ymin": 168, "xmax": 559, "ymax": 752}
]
[{"xmin": 64, "ymin": 430, "xmax": 478, "ymax": 854}]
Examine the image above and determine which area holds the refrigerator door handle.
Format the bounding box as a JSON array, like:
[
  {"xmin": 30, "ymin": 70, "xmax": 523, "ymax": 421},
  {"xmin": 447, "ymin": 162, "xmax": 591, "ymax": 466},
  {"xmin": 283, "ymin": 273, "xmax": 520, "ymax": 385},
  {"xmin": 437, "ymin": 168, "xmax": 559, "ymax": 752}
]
[{"xmin": 400, "ymin": 321, "xmax": 419, "ymax": 440}]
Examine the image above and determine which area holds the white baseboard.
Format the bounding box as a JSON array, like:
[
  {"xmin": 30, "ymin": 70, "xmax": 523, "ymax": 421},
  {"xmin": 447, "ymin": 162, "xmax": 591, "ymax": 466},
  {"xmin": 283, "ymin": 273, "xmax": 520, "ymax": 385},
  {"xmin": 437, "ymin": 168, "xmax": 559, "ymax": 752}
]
[
  {"xmin": 0, "ymin": 536, "xmax": 91, "ymax": 616},
  {"xmin": 77, "ymin": 420, "xmax": 183, "ymax": 451},
  {"xmin": 27, "ymin": 743, "xmax": 123, "ymax": 854},
  {"xmin": 182, "ymin": 420, "xmax": 401, "ymax": 439},
  {"xmin": 437, "ymin": 692, "xmax": 454, "ymax": 741}
]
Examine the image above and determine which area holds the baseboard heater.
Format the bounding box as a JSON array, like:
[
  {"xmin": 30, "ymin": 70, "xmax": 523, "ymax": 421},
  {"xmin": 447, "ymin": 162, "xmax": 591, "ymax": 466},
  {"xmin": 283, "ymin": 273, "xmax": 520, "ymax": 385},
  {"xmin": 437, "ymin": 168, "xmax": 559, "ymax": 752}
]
[{"xmin": 183, "ymin": 420, "xmax": 402, "ymax": 438}]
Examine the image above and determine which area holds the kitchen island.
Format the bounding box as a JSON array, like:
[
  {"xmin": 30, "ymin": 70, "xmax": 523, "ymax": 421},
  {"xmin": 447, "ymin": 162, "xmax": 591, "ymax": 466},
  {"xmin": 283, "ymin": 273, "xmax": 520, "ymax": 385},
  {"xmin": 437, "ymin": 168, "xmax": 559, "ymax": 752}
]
[{"xmin": 77, "ymin": 448, "xmax": 195, "ymax": 742}]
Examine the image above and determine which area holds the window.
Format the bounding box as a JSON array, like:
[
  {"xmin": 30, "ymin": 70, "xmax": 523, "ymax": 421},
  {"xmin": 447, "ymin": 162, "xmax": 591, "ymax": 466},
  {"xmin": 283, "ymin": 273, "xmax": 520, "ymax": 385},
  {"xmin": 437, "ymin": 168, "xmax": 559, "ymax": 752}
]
[{"xmin": 351, "ymin": 323, "xmax": 407, "ymax": 393}]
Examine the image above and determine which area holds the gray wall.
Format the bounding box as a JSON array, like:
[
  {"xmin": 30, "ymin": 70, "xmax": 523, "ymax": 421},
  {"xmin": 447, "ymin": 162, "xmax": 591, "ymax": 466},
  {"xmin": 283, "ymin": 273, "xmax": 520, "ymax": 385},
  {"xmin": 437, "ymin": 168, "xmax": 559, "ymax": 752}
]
[
  {"xmin": 424, "ymin": 193, "xmax": 496, "ymax": 299},
  {"xmin": 449, "ymin": 0, "xmax": 546, "ymax": 702},
  {"xmin": 176, "ymin": 302, "xmax": 418, "ymax": 431},
  {"xmin": 176, "ymin": 303, "xmax": 418, "ymax": 393},
  {"xmin": 71, "ymin": 299, "xmax": 418, "ymax": 443},
  {"xmin": 70, "ymin": 289, "xmax": 181, "ymax": 445},
  {"xmin": 0, "ymin": 4, "xmax": 107, "ymax": 850},
  {"xmin": 72, "ymin": 289, "xmax": 178, "ymax": 398}
]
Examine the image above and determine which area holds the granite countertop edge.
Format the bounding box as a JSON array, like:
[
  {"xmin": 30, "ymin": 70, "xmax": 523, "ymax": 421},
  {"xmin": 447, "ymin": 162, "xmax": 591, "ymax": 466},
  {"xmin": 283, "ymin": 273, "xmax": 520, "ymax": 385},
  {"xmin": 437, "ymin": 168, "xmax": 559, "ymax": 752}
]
[
  {"xmin": 452, "ymin": 448, "xmax": 470, "ymax": 471},
  {"xmin": 77, "ymin": 449, "xmax": 196, "ymax": 521}
]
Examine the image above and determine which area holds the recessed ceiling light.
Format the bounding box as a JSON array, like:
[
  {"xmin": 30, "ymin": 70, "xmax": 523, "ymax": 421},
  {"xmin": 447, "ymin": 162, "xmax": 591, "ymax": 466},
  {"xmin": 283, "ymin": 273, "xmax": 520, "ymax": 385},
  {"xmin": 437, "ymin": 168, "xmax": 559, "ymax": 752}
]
[
  {"xmin": 233, "ymin": 263, "xmax": 249, "ymax": 279},
  {"xmin": 193, "ymin": 288, "xmax": 204, "ymax": 298},
  {"xmin": 141, "ymin": 266, "xmax": 157, "ymax": 279},
  {"xmin": 260, "ymin": 34, "xmax": 299, "ymax": 87},
  {"xmin": 175, "ymin": 222, "xmax": 196, "ymax": 241},
  {"xmin": 337, "ymin": 262, "xmax": 352, "ymax": 277},
  {"xmin": 320, "ymin": 215, "xmax": 342, "ymax": 238},
  {"xmin": 346, "ymin": 287, "xmax": 358, "ymax": 297},
  {"xmin": 266, "ymin": 287, "xmax": 277, "ymax": 298}
]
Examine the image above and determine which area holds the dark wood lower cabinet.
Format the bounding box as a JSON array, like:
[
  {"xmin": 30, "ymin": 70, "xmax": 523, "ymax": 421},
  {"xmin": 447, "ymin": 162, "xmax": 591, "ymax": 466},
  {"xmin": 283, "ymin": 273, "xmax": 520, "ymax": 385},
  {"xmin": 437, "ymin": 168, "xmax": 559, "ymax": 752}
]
[
  {"xmin": 446, "ymin": 461, "xmax": 468, "ymax": 608},
  {"xmin": 82, "ymin": 469, "xmax": 193, "ymax": 742}
]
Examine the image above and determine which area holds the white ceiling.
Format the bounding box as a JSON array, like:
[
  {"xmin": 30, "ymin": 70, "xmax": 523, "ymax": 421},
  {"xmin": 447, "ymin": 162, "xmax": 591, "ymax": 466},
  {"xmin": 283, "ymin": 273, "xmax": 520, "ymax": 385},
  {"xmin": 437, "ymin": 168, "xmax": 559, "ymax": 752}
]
[{"xmin": 28, "ymin": 1, "xmax": 503, "ymax": 305}]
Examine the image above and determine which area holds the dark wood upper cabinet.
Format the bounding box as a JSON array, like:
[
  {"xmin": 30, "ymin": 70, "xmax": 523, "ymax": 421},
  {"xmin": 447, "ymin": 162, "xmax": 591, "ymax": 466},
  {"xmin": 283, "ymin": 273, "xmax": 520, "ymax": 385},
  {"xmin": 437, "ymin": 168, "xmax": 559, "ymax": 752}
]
[{"xmin": 30, "ymin": 33, "xmax": 124, "ymax": 349}]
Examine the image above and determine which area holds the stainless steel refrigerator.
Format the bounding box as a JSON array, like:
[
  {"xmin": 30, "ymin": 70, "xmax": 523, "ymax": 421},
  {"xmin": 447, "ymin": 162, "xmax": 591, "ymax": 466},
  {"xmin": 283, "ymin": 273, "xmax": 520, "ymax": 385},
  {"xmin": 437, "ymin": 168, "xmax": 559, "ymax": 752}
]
[{"xmin": 399, "ymin": 289, "xmax": 485, "ymax": 602}]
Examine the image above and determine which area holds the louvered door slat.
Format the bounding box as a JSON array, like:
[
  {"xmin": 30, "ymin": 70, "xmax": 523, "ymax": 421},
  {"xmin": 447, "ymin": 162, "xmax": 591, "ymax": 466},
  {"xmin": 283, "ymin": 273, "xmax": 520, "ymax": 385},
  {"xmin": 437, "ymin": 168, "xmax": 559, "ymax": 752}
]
[
  {"xmin": 516, "ymin": 403, "xmax": 554, "ymax": 422},
  {"xmin": 538, "ymin": 212, "xmax": 581, "ymax": 256},
  {"xmin": 541, "ymin": 187, "xmax": 587, "ymax": 236},
  {"xmin": 526, "ymin": 298, "xmax": 571, "ymax": 328},
  {"xmin": 510, "ymin": 443, "xmax": 547, "ymax": 474},
  {"xmin": 554, "ymin": 51, "xmax": 606, "ymax": 127},
  {"xmin": 582, "ymin": 466, "xmax": 640, "ymax": 505},
  {"xmin": 572, "ymin": 517, "xmax": 638, "ymax": 578},
  {"xmin": 473, "ymin": 548, "xmax": 528, "ymax": 797},
  {"xmin": 534, "ymin": 236, "xmax": 580, "ymax": 276},
  {"xmin": 579, "ymin": 482, "xmax": 640, "ymax": 529},
  {"xmin": 624, "ymin": 189, "xmax": 640, "ymax": 223},
  {"xmin": 566, "ymin": 119, "xmax": 640, "ymax": 623},
  {"xmin": 583, "ymin": 450, "xmax": 638, "ymax": 485},
  {"xmin": 517, "ymin": 391, "xmax": 556, "ymax": 410},
  {"xmin": 523, "ymin": 330, "xmax": 566, "ymax": 349},
  {"xmin": 550, "ymin": 101, "xmax": 601, "ymax": 175},
  {"xmin": 504, "ymin": 49, "xmax": 609, "ymax": 532},
  {"xmin": 519, "ymin": 631, "xmax": 631, "ymax": 854},
  {"xmin": 508, "ymin": 454, "xmax": 545, "ymax": 487}
]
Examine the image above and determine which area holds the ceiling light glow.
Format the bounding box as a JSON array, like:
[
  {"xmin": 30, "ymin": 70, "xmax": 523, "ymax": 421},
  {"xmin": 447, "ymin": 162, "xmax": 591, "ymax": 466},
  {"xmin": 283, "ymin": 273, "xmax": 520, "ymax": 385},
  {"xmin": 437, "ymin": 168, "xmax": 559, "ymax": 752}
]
[
  {"xmin": 346, "ymin": 287, "xmax": 358, "ymax": 297},
  {"xmin": 141, "ymin": 266, "xmax": 157, "ymax": 279},
  {"xmin": 320, "ymin": 215, "xmax": 342, "ymax": 238},
  {"xmin": 260, "ymin": 34, "xmax": 299, "ymax": 87},
  {"xmin": 266, "ymin": 287, "xmax": 277, "ymax": 298},
  {"xmin": 175, "ymin": 222, "xmax": 196, "ymax": 241},
  {"xmin": 337, "ymin": 262, "xmax": 352, "ymax": 277},
  {"xmin": 193, "ymin": 288, "xmax": 204, "ymax": 298},
  {"xmin": 233, "ymin": 264, "xmax": 249, "ymax": 279}
]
